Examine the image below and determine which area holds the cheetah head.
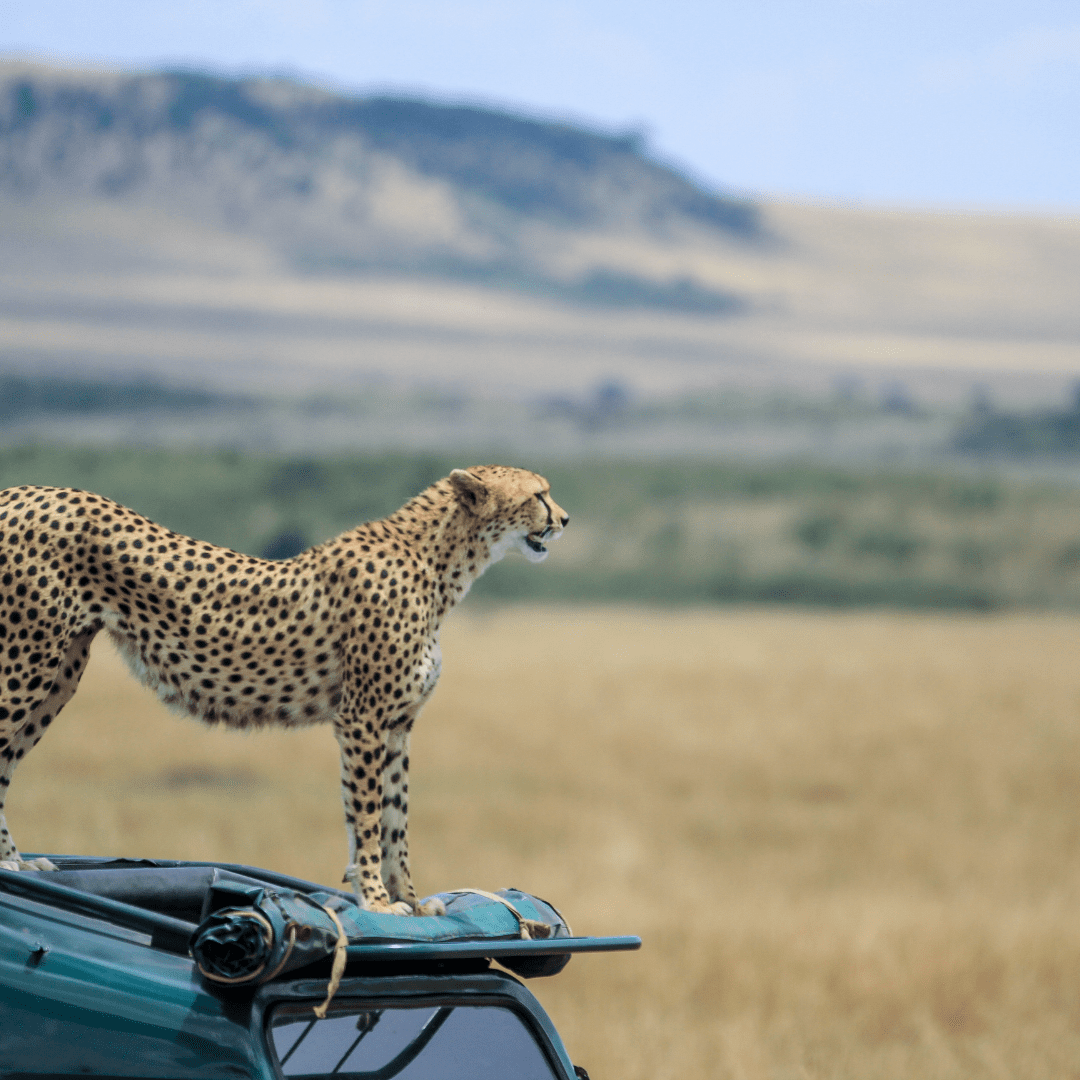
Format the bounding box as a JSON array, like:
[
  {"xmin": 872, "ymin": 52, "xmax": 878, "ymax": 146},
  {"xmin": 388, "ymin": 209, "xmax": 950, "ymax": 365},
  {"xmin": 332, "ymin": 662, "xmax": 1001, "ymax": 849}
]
[{"xmin": 449, "ymin": 467, "xmax": 569, "ymax": 564}]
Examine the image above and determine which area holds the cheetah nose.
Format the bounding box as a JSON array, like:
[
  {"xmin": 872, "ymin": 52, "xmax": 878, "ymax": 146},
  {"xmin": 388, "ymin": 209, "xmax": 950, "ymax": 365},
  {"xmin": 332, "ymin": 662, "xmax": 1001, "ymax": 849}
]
[{"xmin": 561, "ymin": 514, "xmax": 569, "ymax": 527}]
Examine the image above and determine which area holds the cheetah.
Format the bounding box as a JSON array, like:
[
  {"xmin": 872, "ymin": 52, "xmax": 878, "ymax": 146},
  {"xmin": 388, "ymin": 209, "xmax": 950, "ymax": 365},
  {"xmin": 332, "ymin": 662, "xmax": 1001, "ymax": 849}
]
[{"xmin": 0, "ymin": 466, "xmax": 568, "ymax": 915}]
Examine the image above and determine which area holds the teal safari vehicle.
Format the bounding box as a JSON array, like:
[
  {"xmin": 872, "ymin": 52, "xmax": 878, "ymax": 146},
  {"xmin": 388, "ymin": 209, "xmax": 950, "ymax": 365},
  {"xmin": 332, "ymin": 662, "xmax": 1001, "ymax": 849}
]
[{"xmin": 0, "ymin": 855, "xmax": 639, "ymax": 1079}]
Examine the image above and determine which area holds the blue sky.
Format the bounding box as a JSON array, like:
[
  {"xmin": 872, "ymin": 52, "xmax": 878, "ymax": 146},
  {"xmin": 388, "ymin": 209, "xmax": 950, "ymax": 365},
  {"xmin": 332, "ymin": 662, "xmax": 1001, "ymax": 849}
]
[{"xmin": 3, "ymin": 0, "xmax": 1078, "ymax": 210}]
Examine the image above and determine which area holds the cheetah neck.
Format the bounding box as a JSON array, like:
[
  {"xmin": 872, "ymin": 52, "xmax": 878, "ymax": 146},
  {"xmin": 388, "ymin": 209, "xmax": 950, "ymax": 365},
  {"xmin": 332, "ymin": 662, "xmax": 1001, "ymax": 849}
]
[{"xmin": 384, "ymin": 483, "xmax": 503, "ymax": 619}]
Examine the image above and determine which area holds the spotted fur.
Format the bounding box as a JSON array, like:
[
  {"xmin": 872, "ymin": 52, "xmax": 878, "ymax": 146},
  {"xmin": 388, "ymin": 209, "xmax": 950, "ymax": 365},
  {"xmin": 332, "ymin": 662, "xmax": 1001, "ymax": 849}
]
[{"xmin": 0, "ymin": 466, "xmax": 567, "ymax": 914}]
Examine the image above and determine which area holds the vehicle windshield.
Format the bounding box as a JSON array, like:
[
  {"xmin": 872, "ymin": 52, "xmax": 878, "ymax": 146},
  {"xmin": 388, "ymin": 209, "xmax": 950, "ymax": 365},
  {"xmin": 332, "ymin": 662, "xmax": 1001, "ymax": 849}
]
[{"xmin": 268, "ymin": 1001, "xmax": 561, "ymax": 1080}]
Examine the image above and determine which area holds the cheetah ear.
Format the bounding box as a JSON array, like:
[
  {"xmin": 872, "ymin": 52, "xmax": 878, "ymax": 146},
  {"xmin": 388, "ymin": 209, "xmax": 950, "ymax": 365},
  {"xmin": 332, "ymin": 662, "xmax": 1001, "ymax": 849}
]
[{"xmin": 449, "ymin": 469, "xmax": 490, "ymax": 514}]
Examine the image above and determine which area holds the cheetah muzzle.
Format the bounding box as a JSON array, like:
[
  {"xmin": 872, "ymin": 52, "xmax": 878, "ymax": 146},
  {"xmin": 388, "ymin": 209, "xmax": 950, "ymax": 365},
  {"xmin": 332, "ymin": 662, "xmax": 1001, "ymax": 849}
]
[{"xmin": 0, "ymin": 466, "xmax": 568, "ymax": 916}]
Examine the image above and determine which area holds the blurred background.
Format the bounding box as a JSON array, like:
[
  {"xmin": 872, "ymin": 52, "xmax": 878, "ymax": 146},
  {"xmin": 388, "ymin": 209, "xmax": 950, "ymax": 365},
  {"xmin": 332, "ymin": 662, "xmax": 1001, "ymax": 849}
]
[{"xmin": 4, "ymin": 3, "xmax": 1080, "ymax": 1077}]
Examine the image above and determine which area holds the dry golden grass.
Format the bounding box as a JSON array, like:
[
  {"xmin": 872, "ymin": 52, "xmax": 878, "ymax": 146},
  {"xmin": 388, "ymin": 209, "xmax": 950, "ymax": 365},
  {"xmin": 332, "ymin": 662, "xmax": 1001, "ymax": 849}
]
[{"xmin": 10, "ymin": 606, "xmax": 1080, "ymax": 1079}]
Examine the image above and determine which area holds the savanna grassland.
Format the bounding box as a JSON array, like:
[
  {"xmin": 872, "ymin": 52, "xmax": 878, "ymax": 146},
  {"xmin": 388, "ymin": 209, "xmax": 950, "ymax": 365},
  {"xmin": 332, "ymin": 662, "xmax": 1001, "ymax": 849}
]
[{"xmin": 10, "ymin": 606, "xmax": 1080, "ymax": 1080}]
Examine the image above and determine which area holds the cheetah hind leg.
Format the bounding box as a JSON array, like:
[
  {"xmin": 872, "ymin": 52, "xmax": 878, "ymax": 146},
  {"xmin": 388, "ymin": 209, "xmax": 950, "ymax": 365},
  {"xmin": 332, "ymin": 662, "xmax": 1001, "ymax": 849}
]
[
  {"xmin": 0, "ymin": 628, "xmax": 98, "ymax": 872},
  {"xmin": 0, "ymin": 723, "xmax": 60, "ymax": 871}
]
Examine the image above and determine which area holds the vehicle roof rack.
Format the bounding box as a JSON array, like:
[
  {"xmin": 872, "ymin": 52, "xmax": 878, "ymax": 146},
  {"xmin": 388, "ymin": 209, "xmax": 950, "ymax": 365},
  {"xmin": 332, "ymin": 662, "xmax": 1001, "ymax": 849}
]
[{"xmin": 4, "ymin": 856, "xmax": 640, "ymax": 983}]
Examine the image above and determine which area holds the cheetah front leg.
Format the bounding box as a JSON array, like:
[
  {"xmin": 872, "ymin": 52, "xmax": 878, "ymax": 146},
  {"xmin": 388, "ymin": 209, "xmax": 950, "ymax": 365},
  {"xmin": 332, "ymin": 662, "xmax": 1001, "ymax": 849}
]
[
  {"xmin": 380, "ymin": 724, "xmax": 444, "ymax": 917},
  {"xmin": 333, "ymin": 710, "xmax": 412, "ymax": 915}
]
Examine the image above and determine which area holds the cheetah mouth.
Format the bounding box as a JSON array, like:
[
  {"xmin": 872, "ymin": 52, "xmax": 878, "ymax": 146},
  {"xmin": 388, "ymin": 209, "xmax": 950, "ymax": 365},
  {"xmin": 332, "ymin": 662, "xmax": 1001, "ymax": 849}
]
[{"xmin": 525, "ymin": 535, "xmax": 547, "ymax": 554}]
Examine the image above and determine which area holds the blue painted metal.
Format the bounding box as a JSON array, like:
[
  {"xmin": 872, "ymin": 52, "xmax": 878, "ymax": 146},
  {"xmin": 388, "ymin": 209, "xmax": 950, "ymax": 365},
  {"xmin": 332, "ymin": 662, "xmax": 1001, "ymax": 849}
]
[
  {"xmin": 344, "ymin": 934, "xmax": 641, "ymax": 963},
  {"xmin": 1, "ymin": 856, "xmax": 639, "ymax": 1079}
]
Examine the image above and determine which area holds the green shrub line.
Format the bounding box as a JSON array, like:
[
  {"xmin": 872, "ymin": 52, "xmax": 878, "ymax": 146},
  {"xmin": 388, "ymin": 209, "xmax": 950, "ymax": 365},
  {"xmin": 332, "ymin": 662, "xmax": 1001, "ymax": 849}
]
[{"xmin": 1, "ymin": 444, "xmax": 1076, "ymax": 611}]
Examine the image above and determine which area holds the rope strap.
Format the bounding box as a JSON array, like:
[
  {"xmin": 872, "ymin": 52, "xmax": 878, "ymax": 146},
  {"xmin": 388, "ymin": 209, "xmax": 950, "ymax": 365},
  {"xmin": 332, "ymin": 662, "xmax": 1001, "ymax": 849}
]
[
  {"xmin": 440, "ymin": 889, "xmax": 553, "ymax": 940},
  {"xmin": 313, "ymin": 904, "xmax": 349, "ymax": 1018}
]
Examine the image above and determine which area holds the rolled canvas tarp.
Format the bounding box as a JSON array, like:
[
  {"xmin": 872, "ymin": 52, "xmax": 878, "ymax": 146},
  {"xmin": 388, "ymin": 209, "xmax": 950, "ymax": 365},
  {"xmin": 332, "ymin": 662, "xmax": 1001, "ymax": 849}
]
[{"xmin": 189, "ymin": 874, "xmax": 572, "ymax": 987}]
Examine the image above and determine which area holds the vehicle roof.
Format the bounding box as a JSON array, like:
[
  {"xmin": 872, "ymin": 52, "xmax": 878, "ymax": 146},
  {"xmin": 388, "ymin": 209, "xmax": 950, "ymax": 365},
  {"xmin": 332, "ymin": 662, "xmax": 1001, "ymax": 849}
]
[
  {"xmin": 1, "ymin": 854, "xmax": 639, "ymax": 975},
  {"xmin": 2, "ymin": 863, "xmax": 606, "ymax": 1080}
]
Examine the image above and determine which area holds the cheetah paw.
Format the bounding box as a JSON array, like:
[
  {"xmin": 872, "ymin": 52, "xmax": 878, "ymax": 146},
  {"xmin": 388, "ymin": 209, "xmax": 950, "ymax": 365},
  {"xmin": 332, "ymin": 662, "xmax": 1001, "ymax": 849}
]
[
  {"xmin": 0, "ymin": 858, "xmax": 55, "ymax": 871},
  {"xmin": 417, "ymin": 896, "xmax": 446, "ymax": 916},
  {"xmin": 362, "ymin": 898, "xmax": 416, "ymax": 915}
]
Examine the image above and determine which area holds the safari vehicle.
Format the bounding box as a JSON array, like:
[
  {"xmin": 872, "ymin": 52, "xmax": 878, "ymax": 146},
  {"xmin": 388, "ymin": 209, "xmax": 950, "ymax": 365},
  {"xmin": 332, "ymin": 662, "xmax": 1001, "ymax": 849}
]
[{"xmin": 0, "ymin": 855, "xmax": 639, "ymax": 1079}]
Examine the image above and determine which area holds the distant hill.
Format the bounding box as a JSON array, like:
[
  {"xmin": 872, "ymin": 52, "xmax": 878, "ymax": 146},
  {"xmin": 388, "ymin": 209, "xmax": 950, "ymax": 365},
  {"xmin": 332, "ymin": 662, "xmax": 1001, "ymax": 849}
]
[
  {"xmin": 0, "ymin": 61, "xmax": 755, "ymax": 311},
  {"xmin": 1, "ymin": 59, "xmax": 1078, "ymax": 414}
]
